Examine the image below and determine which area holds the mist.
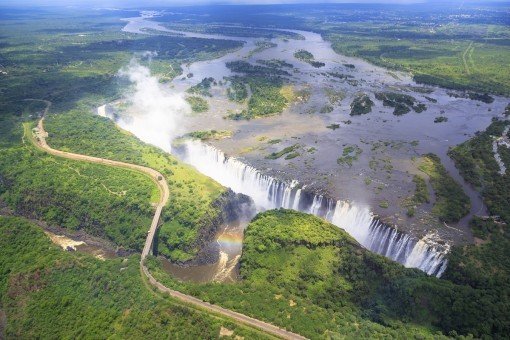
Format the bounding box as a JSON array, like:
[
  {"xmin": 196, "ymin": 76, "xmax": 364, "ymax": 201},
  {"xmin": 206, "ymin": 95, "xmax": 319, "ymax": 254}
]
[{"xmin": 117, "ymin": 58, "xmax": 190, "ymax": 152}]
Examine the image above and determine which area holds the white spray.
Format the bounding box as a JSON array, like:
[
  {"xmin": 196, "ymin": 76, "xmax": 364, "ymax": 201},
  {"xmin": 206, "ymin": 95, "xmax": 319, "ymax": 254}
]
[{"xmin": 117, "ymin": 58, "xmax": 190, "ymax": 152}]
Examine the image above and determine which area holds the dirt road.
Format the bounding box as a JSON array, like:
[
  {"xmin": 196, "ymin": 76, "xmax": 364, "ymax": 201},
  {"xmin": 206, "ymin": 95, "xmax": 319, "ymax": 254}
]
[{"xmin": 30, "ymin": 114, "xmax": 306, "ymax": 340}]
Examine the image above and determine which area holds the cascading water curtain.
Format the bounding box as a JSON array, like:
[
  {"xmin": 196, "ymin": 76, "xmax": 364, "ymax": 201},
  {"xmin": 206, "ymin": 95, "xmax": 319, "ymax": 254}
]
[{"xmin": 179, "ymin": 140, "xmax": 449, "ymax": 277}]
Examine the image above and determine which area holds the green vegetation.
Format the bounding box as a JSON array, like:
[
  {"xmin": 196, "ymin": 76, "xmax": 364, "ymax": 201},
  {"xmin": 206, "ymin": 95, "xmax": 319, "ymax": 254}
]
[
  {"xmin": 350, "ymin": 93, "xmax": 374, "ymax": 116},
  {"xmin": 187, "ymin": 77, "xmax": 215, "ymax": 97},
  {"xmin": 256, "ymin": 59, "xmax": 293, "ymax": 69},
  {"xmin": 434, "ymin": 116, "xmax": 448, "ymax": 123},
  {"xmin": 43, "ymin": 110, "xmax": 225, "ymax": 261},
  {"xmin": 0, "ymin": 9, "xmax": 242, "ymax": 259},
  {"xmin": 326, "ymin": 123, "xmax": 340, "ymax": 130},
  {"xmin": 185, "ymin": 96, "xmax": 209, "ymax": 113},
  {"xmin": 293, "ymin": 49, "xmax": 313, "ymax": 61},
  {"xmin": 226, "ymin": 77, "xmax": 248, "ymax": 102},
  {"xmin": 0, "ymin": 216, "xmax": 264, "ymax": 339},
  {"xmin": 412, "ymin": 175, "xmax": 430, "ymax": 205},
  {"xmin": 504, "ymin": 104, "xmax": 510, "ymax": 117},
  {"xmin": 402, "ymin": 175, "xmax": 430, "ymax": 217},
  {"xmin": 326, "ymin": 25, "xmax": 510, "ymax": 96},
  {"xmin": 284, "ymin": 152, "xmax": 300, "ymax": 160},
  {"xmin": 418, "ymin": 154, "xmax": 470, "ymax": 222},
  {"xmin": 225, "ymin": 61, "xmax": 290, "ymax": 120},
  {"xmin": 2, "ymin": 5, "xmax": 510, "ymax": 338},
  {"xmin": 186, "ymin": 130, "xmax": 233, "ymax": 141},
  {"xmin": 324, "ymin": 88, "xmax": 345, "ymax": 105},
  {"xmin": 266, "ymin": 144, "xmax": 299, "ymax": 160},
  {"xmin": 245, "ymin": 80, "xmax": 288, "ymax": 118},
  {"xmin": 147, "ymin": 209, "xmax": 510, "ymax": 338},
  {"xmin": 337, "ymin": 144, "xmax": 362, "ymax": 167},
  {"xmin": 449, "ymin": 119, "xmax": 510, "ymax": 223},
  {"xmin": 293, "ymin": 49, "xmax": 325, "ymax": 68},
  {"xmin": 159, "ymin": 22, "xmax": 304, "ymax": 40},
  {"xmin": 442, "ymin": 216, "xmax": 510, "ymax": 338},
  {"xmin": 425, "ymin": 96, "xmax": 438, "ymax": 103},
  {"xmin": 226, "ymin": 60, "xmax": 290, "ymax": 76},
  {"xmin": 248, "ymin": 41, "xmax": 277, "ymax": 57},
  {"xmin": 469, "ymin": 216, "xmax": 502, "ymax": 240},
  {"xmin": 379, "ymin": 200, "xmax": 389, "ymax": 208},
  {"xmin": 327, "ymin": 72, "xmax": 354, "ymax": 80},
  {"xmin": 319, "ymin": 104, "xmax": 334, "ymax": 114},
  {"xmin": 0, "ymin": 121, "xmax": 157, "ymax": 252},
  {"xmin": 0, "ymin": 11, "xmax": 242, "ymax": 116},
  {"xmin": 375, "ymin": 92, "xmax": 426, "ymax": 115},
  {"xmin": 447, "ymin": 91, "xmax": 495, "ymax": 104},
  {"xmin": 294, "ymin": 88, "xmax": 311, "ymax": 103},
  {"xmin": 467, "ymin": 92, "xmax": 494, "ymax": 104}
]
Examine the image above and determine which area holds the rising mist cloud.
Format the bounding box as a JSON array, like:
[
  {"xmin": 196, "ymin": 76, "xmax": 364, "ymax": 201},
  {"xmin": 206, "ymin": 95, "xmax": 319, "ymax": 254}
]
[{"xmin": 117, "ymin": 58, "xmax": 190, "ymax": 152}]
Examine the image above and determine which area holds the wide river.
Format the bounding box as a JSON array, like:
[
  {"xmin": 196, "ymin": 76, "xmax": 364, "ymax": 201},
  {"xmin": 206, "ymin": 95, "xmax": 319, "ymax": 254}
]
[{"xmin": 104, "ymin": 11, "xmax": 508, "ymax": 282}]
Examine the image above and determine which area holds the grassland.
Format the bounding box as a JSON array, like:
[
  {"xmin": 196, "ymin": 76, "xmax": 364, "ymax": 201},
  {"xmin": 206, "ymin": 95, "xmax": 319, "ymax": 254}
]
[
  {"xmin": 325, "ymin": 24, "xmax": 510, "ymax": 96},
  {"xmin": 418, "ymin": 154, "xmax": 470, "ymax": 222},
  {"xmin": 0, "ymin": 216, "xmax": 265, "ymax": 339},
  {"xmin": 185, "ymin": 96, "xmax": 209, "ymax": 113},
  {"xmin": 337, "ymin": 144, "xmax": 362, "ymax": 166},
  {"xmin": 265, "ymin": 144, "xmax": 299, "ymax": 160}
]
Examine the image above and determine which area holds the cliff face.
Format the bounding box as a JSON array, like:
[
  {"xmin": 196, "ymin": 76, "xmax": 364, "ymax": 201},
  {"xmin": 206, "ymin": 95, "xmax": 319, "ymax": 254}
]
[{"xmin": 175, "ymin": 189, "xmax": 255, "ymax": 266}]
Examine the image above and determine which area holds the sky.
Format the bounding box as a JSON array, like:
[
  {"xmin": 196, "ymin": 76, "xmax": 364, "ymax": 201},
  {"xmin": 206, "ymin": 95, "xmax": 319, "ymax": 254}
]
[{"xmin": 0, "ymin": 0, "xmax": 485, "ymax": 8}]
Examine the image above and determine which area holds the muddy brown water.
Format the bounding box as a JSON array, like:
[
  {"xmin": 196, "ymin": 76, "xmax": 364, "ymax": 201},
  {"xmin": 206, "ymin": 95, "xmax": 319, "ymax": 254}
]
[{"xmin": 160, "ymin": 220, "xmax": 245, "ymax": 283}]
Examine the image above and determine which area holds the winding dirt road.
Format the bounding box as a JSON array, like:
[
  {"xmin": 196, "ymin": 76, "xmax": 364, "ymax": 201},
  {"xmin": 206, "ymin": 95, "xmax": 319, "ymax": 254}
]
[{"xmin": 30, "ymin": 113, "xmax": 306, "ymax": 340}]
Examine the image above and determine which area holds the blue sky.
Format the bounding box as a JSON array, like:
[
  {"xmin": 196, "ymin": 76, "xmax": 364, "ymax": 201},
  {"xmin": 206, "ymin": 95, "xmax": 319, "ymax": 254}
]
[
  {"xmin": 0, "ymin": 0, "xmax": 464, "ymax": 7},
  {"xmin": 1, "ymin": 0, "xmax": 503, "ymax": 8}
]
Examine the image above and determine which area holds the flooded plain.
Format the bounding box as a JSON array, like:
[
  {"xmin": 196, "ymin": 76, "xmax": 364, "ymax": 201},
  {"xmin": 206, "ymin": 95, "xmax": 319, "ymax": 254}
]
[{"xmin": 110, "ymin": 11, "xmax": 509, "ymax": 281}]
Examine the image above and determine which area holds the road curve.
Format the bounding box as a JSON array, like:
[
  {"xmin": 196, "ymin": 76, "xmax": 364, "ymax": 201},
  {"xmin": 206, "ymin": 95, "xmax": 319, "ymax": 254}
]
[{"xmin": 30, "ymin": 115, "xmax": 306, "ymax": 340}]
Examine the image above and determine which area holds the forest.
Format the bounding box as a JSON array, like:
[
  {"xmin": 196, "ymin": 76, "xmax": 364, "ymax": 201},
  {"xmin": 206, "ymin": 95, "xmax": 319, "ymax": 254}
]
[
  {"xmin": 44, "ymin": 110, "xmax": 226, "ymax": 262},
  {"xmin": 147, "ymin": 209, "xmax": 510, "ymax": 338},
  {"xmin": 0, "ymin": 122, "xmax": 156, "ymax": 252},
  {"xmin": 149, "ymin": 3, "xmax": 510, "ymax": 96},
  {"xmin": 225, "ymin": 61, "xmax": 290, "ymax": 119},
  {"xmin": 1, "ymin": 4, "xmax": 509, "ymax": 338},
  {"xmin": 449, "ymin": 120, "xmax": 510, "ymax": 224},
  {"xmin": 418, "ymin": 154, "xmax": 471, "ymax": 222},
  {"xmin": 0, "ymin": 9, "xmax": 242, "ymax": 116},
  {"xmin": 0, "ymin": 216, "xmax": 265, "ymax": 339}
]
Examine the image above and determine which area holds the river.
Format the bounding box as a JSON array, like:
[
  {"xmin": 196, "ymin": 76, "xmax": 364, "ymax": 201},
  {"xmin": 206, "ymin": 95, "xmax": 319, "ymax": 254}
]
[{"xmin": 101, "ymin": 10, "xmax": 508, "ymax": 280}]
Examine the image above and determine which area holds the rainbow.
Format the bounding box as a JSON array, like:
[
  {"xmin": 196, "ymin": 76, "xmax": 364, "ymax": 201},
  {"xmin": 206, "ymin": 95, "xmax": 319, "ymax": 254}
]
[{"xmin": 216, "ymin": 232, "xmax": 244, "ymax": 248}]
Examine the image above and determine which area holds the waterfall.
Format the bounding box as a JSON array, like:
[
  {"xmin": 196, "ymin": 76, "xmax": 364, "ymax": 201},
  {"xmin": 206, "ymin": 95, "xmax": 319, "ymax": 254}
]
[
  {"xmin": 177, "ymin": 140, "xmax": 449, "ymax": 277},
  {"xmin": 292, "ymin": 189, "xmax": 302, "ymax": 210}
]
